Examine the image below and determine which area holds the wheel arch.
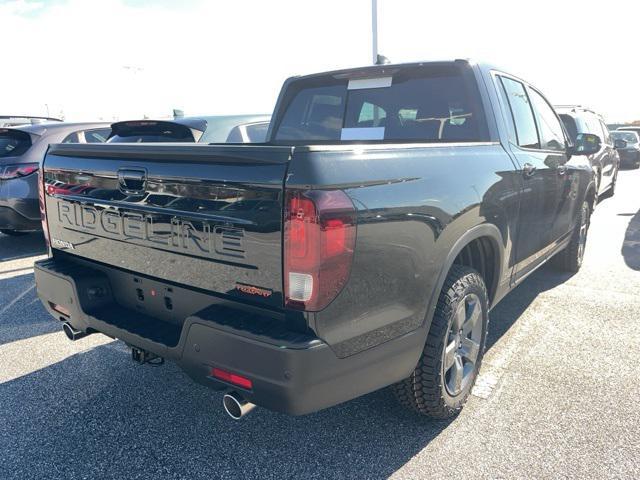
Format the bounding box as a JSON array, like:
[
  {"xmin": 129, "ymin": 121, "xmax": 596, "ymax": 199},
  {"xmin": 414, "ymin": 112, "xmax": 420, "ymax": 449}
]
[{"xmin": 423, "ymin": 224, "xmax": 505, "ymax": 332}]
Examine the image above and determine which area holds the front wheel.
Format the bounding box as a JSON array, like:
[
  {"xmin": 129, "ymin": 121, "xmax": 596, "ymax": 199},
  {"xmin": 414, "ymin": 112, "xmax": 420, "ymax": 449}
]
[
  {"xmin": 392, "ymin": 265, "xmax": 489, "ymax": 418},
  {"xmin": 553, "ymin": 200, "xmax": 591, "ymax": 273}
]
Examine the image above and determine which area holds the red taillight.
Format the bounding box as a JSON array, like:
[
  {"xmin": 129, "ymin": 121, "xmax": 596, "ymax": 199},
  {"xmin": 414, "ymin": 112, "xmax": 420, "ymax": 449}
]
[
  {"xmin": 284, "ymin": 190, "xmax": 356, "ymax": 311},
  {"xmin": 211, "ymin": 368, "xmax": 253, "ymax": 390},
  {"xmin": 0, "ymin": 163, "xmax": 39, "ymax": 180},
  {"xmin": 38, "ymin": 167, "xmax": 50, "ymax": 248}
]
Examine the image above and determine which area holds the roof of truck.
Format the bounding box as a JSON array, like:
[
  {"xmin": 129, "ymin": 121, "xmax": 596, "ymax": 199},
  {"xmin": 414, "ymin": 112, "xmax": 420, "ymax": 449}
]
[{"xmin": 288, "ymin": 59, "xmax": 477, "ymax": 82}]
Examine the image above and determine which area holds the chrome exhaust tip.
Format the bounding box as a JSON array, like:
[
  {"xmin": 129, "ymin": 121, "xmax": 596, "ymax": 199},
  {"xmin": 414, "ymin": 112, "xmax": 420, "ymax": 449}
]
[
  {"xmin": 223, "ymin": 391, "xmax": 256, "ymax": 420},
  {"xmin": 62, "ymin": 322, "xmax": 87, "ymax": 341}
]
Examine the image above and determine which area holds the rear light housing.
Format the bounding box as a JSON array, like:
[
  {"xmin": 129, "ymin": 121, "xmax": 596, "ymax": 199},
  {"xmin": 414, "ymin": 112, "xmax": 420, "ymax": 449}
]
[
  {"xmin": 284, "ymin": 189, "xmax": 357, "ymax": 311},
  {"xmin": 38, "ymin": 167, "xmax": 50, "ymax": 248},
  {"xmin": 0, "ymin": 163, "xmax": 39, "ymax": 180}
]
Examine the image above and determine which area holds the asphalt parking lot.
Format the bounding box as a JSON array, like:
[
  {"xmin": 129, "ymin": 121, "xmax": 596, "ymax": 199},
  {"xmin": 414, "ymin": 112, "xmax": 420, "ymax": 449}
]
[{"xmin": 1, "ymin": 169, "xmax": 639, "ymax": 480}]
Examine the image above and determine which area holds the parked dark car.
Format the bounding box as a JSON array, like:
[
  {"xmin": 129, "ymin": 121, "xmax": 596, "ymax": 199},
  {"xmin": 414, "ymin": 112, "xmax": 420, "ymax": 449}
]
[
  {"xmin": 0, "ymin": 122, "xmax": 111, "ymax": 235},
  {"xmin": 107, "ymin": 115, "xmax": 270, "ymax": 144},
  {"xmin": 35, "ymin": 60, "xmax": 599, "ymax": 420},
  {"xmin": 557, "ymin": 106, "xmax": 619, "ymax": 198},
  {"xmin": 0, "ymin": 115, "xmax": 62, "ymax": 127},
  {"xmin": 614, "ymin": 128, "xmax": 640, "ymax": 168}
]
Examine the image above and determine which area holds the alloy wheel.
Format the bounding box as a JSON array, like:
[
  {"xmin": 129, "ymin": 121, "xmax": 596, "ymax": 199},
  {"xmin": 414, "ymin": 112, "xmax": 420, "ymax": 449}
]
[
  {"xmin": 443, "ymin": 293, "xmax": 483, "ymax": 396},
  {"xmin": 577, "ymin": 204, "xmax": 589, "ymax": 265}
]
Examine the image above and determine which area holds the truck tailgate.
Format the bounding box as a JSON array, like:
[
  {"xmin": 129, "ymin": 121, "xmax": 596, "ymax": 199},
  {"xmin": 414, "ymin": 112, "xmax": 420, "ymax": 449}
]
[{"xmin": 42, "ymin": 143, "xmax": 292, "ymax": 307}]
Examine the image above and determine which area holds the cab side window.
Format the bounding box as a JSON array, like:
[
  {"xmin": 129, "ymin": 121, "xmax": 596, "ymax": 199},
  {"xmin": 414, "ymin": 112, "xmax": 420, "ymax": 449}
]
[
  {"xmin": 499, "ymin": 76, "xmax": 539, "ymax": 149},
  {"xmin": 527, "ymin": 88, "xmax": 566, "ymax": 152},
  {"xmin": 599, "ymin": 120, "xmax": 611, "ymax": 146}
]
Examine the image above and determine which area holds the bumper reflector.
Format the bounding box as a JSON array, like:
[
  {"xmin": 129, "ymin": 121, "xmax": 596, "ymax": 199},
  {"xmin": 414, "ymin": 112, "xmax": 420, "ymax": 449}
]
[
  {"xmin": 211, "ymin": 367, "xmax": 253, "ymax": 390},
  {"xmin": 49, "ymin": 302, "xmax": 70, "ymax": 317}
]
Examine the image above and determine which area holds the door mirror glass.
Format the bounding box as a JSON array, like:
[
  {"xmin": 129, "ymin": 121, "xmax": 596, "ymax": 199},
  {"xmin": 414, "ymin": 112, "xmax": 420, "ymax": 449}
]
[
  {"xmin": 614, "ymin": 139, "xmax": 627, "ymax": 149},
  {"xmin": 569, "ymin": 133, "xmax": 601, "ymax": 156}
]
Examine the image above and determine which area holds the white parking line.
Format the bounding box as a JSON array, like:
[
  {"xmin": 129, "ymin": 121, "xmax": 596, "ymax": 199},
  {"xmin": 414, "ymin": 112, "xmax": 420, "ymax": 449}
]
[
  {"xmin": 472, "ymin": 309, "xmax": 542, "ymax": 400},
  {"xmin": 0, "ymin": 284, "xmax": 35, "ymax": 317}
]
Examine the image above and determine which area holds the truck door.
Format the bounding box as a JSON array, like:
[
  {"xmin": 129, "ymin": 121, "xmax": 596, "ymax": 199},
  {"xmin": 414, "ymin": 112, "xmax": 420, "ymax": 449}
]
[
  {"xmin": 495, "ymin": 75, "xmax": 565, "ymax": 280},
  {"xmin": 525, "ymin": 86, "xmax": 576, "ymax": 246}
]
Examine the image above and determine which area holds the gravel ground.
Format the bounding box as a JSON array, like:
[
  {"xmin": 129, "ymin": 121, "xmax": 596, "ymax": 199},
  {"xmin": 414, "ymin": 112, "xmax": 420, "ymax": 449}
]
[{"xmin": 0, "ymin": 169, "xmax": 639, "ymax": 479}]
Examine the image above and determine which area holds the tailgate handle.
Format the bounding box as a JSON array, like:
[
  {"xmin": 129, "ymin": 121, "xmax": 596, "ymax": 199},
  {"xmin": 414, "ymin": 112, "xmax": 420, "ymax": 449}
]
[{"xmin": 118, "ymin": 168, "xmax": 147, "ymax": 194}]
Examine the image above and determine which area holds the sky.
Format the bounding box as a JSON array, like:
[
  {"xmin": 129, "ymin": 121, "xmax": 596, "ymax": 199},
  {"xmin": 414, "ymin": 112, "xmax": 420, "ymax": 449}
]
[{"xmin": 2, "ymin": 0, "xmax": 639, "ymax": 123}]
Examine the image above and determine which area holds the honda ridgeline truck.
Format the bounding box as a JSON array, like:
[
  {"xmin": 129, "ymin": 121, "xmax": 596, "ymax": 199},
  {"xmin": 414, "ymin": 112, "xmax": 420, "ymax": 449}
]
[{"xmin": 35, "ymin": 60, "xmax": 600, "ymax": 420}]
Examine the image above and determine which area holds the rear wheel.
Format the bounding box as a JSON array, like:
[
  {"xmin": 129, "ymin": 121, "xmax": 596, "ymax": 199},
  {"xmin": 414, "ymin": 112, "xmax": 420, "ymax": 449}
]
[
  {"xmin": 553, "ymin": 200, "xmax": 591, "ymax": 273},
  {"xmin": 0, "ymin": 229, "xmax": 29, "ymax": 236},
  {"xmin": 602, "ymin": 169, "xmax": 618, "ymax": 199},
  {"xmin": 392, "ymin": 265, "xmax": 488, "ymax": 418},
  {"xmin": 609, "ymin": 169, "xmax": 618, "ymax": 196}
]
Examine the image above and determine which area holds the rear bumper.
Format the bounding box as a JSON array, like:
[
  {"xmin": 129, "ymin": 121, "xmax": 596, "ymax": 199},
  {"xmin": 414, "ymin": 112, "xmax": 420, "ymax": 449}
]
[
  {"xmin": 0, "ymin": 175, "xmax": 40, "ymax": 231},
  {"xmin": 619, "ymin": 150, "xmax": 640, "ymax": 166},
  {"xmin": 0, "ymin": 204, "xmax": 40, "ymax": 231},
  {"xmin": 34, "ymin": 255, "xmax": 425, "ymax": 415}
]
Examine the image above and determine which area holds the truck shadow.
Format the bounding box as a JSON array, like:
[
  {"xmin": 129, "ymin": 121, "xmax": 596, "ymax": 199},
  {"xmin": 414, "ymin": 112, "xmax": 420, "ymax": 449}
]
[
  {"xmin": 621, "ymin": 209, "xmax": 640, "ymax": 270},
  {"xmin": 486, "ymin": 264, "xmax": 572, "ymax": 350},
  {"xmin": 0, "ymin": 343, "xmax": 451, "ymax": 480},
  {"xmin": 0, "ymin": 263, "xmax": 577, "ymax": 480},
  {"xmin": 0, "ymin": 232, "xmax": 46, "ymax": 262}
]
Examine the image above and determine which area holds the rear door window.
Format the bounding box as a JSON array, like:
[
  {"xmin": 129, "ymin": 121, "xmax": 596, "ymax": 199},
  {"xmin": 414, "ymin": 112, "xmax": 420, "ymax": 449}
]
[
  {"xmin": 274, "ymin": 64, "xmax": 487, "ymax": 143},
  {"xmin": 527, "ymin": 88, "xmax": 566, "ymax": 151},
  {"xmin": 0, "ymin": 129, "xmax": 32, "ymax": 157},
  {"xmin": 499, "ymin": 77, "xmax": 539, "ymax": 149}
]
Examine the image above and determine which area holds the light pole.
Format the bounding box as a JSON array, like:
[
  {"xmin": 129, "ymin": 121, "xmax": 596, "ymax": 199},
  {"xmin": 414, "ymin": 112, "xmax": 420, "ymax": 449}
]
[{"xmin": 371, "ymin": 0, "xmax": 378, "ymax": 65}]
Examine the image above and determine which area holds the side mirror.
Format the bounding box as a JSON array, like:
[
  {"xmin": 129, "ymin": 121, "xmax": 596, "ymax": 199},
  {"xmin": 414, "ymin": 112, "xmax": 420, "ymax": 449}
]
[
  {"xmin": 614, "ymin": 139, "xmax": 627, "ymax": 149},
  {"xmin": 568, "ymin": 133, "xmax": 601, "ymax": 156}
]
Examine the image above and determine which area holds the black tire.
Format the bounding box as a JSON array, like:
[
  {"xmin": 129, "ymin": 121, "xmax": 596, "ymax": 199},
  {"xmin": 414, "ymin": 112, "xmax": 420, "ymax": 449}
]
[
  {"xmin": 552, "ymin": 200, "xmax": 591, "ymax": 273},
  {"xmin": 0, "ymin": 229, "xmax": 29, "ymax": 236},
  {"xmin": 601, "ymin": 170, "xmax": 617, "ymax": 199},
  {"xmin": 392, "ymin": 265, "xmax": 489, "ymax": 418},
  {"xmin": 610, "ymin": 170, "xmax": 617, "ymax": 196}
]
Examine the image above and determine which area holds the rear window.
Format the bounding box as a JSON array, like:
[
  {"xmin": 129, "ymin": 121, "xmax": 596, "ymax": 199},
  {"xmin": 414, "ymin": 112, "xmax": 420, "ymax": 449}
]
[
  {"xmin": 611, "ymin": 131, "xmax": 639, "ymax": 144},
  {"xmin": 274, "ymin": 64, "xmax": 488, "ymax": 144},
  {"xmin": 108, "ymin": 122, "xmax": 196, "ymax": 143},
  {"xmin": 0, "ymin": 129, "xmax": 32, "ymax": 158}
]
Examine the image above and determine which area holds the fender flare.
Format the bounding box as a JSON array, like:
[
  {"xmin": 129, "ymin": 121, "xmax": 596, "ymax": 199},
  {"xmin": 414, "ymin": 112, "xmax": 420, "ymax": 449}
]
[{"xmin": 422, "ymin": 223, "xmax": 506, "ymax": 334}]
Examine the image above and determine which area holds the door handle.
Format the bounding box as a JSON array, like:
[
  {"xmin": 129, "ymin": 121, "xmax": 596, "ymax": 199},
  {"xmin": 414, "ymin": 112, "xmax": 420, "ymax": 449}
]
[{"xmin": 522, "ymin": 163, "xmax": 536, "ymax": 177}]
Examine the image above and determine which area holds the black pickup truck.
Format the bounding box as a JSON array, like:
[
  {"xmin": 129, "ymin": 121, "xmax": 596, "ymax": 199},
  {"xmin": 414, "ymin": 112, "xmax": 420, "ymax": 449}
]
[{"xmin": 35, "ymin": 60, "xmax": 600, "ymax": 420}]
